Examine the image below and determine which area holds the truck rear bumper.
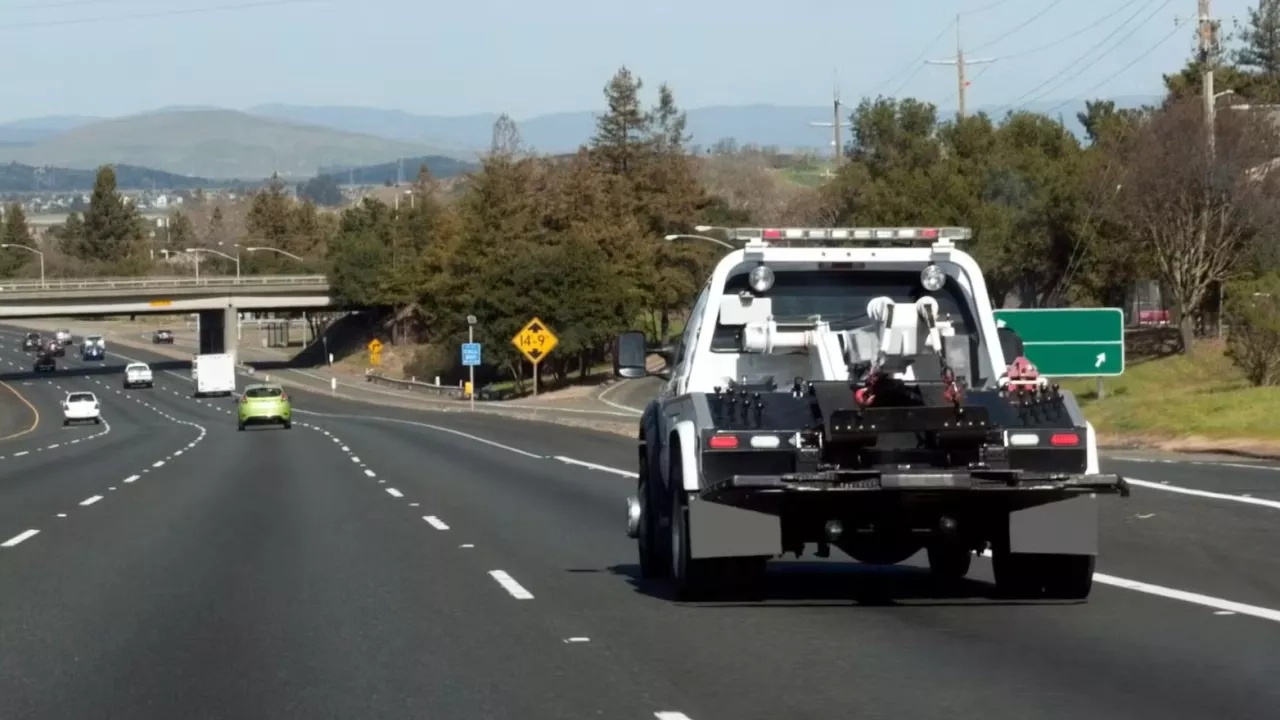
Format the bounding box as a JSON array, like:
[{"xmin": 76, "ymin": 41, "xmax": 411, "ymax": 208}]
[{"xmin": 681, "ymin": 472, "xmax": 1125, "ymax": 561}]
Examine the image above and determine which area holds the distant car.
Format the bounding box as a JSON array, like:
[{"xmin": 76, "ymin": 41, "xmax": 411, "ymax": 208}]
[
  {"xmin": 43, "ymin": 339, "xmax": 64, "ymax": 357},
  {"xmin": 153, "ymin": 329, "xmax": 174, "ymax": 344},
  {"xmin": 123, "ymin": 362, "xmax": 153, "ymax": 389},
  {"xmin": 62, "ymin": 391, "xmax": 101, "ymax": 426},
  {"xmin": 22, "ymin": 333, "xmax": 40, "ymax": 351},
  {"xmin": 33, "ymin": 353, "xmax": 55, "ymax": 372},
  {"xmin": 81, "ymin": 335, "xmax": 106, "ymax": 361},
  {"xmin": 54, "ymin": 329, "xmax": 72, "ymax": 346},
  {"xmin": 237, "ymin": 383, "xmax": 292, "ymax": 431}
]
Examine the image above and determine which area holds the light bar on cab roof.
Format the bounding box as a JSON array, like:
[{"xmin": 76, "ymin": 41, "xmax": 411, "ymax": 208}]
[{"xmin": 726, "ymin": 226, "xmax": 972, "ymax": 244}]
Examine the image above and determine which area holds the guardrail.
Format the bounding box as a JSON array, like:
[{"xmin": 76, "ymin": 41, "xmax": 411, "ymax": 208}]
[
  {"xmin": 0, "ymin": 275, "xmax": 330, "ymax": 292},
  {"xmin": 365, "ymin": 370, "xmax": 466, "ymax": 399}
]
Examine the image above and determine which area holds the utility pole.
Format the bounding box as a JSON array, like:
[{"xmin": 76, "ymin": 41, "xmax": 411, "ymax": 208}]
[
  {"xmin": 1198, "ymin": 0, "xmax": 1219, "ymax": 158},
  {"xmin": 808, "ymin": 71, "xmax": 850, "ymax": 170},
  {"xmin": 927, "ymin": 15, "xmax": 996, "ymax": 118}
]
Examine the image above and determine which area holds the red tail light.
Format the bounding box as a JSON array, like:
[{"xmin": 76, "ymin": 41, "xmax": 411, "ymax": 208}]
[
  {"xmin": 707, "ymin": 435, "xmax": 739, "ymax": 449},
  {"xmin": 1050, "ymin": 433, "xmax": 1079, "ymax": 447}
]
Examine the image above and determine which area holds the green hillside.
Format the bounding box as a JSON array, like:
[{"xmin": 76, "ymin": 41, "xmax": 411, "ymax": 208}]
[{"xmin": 0, "ymin": 110, "xmax": 461, "ymax": 181}]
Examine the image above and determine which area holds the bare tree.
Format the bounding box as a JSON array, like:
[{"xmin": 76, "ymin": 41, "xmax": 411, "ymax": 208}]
[{"xmin": 1113, "ymin": 97, "xmax": 1280, "ymax": 351}]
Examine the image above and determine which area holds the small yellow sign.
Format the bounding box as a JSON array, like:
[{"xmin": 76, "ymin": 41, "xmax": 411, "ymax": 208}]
[
  {"xmin": 464, "ymin": 380, "xmax": 473, "ymax": 397},
  {"xmin": 149, "ymin": 299, "xmax": 172, "ymax": 307},
  {"xmin": 367, "ymin": 339, "xmax": 383, "ymax": 354},
  {"xmin": 511, "ymin": 317, "xmax": 558, "ymax": 365},
  {"xmin": 370, "ymin": 352, "xmax": 382, "ymax": 367}
]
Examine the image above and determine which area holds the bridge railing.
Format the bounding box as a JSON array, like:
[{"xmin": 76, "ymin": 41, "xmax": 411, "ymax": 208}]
[
  {"xmin": 0, "ymin": 275, "xmax": 330, "ymax": 292},
  {"xmin": 364, "ymin": 370, "xmax": 464, "ymax": 398}
]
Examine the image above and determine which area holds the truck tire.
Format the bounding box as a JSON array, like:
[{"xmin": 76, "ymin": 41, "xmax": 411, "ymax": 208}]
[
  {"xmin": 993, "ymin": 551, "xmax": 1095, "ymax": 600},
  {"xmin": 635, "ymin": 453, "xmax": 668, "ymax": 579},
  {"xmin": 926, "ymin": 542, "xmax": 972, "ymax": 582},
  {"xmin": 668, "ymin": 455, "xmax": 715, "ymax": 600}
]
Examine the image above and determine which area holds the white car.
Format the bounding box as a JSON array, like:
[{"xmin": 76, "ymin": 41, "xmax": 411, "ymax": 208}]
[
  {"xmin": 123, "ymin": 362, "xmax": 153, "ymax": 389},
  {"xmin": 62, "ymin": 391, "xmax": 102, "ymax": 426}
]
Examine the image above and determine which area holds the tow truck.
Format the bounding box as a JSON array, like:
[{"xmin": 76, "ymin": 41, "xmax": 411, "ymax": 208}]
[{"xmin": 612, "ymin": 226, "xmax": 1129, "ymax": 601}]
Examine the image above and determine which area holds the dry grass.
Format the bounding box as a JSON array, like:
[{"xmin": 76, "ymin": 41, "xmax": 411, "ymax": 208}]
[{"xmin": 1060, "ymin": 339, "xmax": 1280, "ymax": 454}]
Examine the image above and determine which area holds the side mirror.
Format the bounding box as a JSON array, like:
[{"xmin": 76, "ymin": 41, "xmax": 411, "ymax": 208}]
[{"xmin": 612, "ymin": 331, "xmax": 649, "ymax": 379}]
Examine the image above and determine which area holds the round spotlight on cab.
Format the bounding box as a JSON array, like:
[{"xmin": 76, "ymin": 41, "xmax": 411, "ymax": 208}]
[
  {"xmin": 748, "ymin": 265, "xmax": 775, "ymax": 293},
  {"xmin": 920, "ymin": 263, "xmax": 946, "ymax": 292}
]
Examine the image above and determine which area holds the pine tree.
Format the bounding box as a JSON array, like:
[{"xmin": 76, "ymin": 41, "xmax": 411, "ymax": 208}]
[
  {"xmin": 0, "ymin": 203, "xmax": 31, "ymax": 277},
  {"xmin": 79, "ymin": 165, "xmax": 144, "ymax": 267},
  {"xmin": 246, "ymin": 173, "xmax": 293, "ymax": 247},
  {"xmin": 1237, "ymin": 0, "xmax": 1280, "ymax": 76},
  {"xmin": 591, "ymin": 67, "xmax": 651, "ymax": 175}
]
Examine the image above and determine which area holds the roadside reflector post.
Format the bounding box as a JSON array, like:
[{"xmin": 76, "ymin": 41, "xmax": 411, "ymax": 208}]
[{"xmin": 331, "ymin": 377, "xmax": 336, "ymax": 394}]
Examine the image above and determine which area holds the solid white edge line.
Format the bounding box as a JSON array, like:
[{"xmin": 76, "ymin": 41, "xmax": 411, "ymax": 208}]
[
  {"xmin": 1, "ymin": 529, "xmax": 39, "ymax": 547},
  {"xmin": 385, "ymin": 488, "xmax": 403, "ymax": 498},
  {"xmin": 1127, "ymin": 477, "xmax": 1280, "ymax": 511},
  {"xmin": 423, "ymin": 515, "xmax": 450, "ymax": 530},
  {"xmin": 488, "ymin": 570, "xmax": 534, "ymax": 599},
  {"xmin": 595, "ymin": 379, "xmax": 645, "ymax": 416},
  {"xmin": 80, "ymin": 495, "xmax": 103, "ymax": 506},
  {"xmin": 554, "ymin": 455, "xmax": 640, "ymax": 478},
  {"xmin": 1091, "ymin": 573, "xmax": 1280, "ymax": 623}
]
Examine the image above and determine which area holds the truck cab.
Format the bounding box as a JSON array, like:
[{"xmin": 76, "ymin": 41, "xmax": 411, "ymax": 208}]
[{"xmin": 613, "ymin": 226, "xmax": 1128, "ymax": 601}]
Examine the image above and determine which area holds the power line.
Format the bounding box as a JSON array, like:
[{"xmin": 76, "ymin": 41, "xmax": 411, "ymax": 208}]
[
  {"xmin": 1041, "ymin": 17, "xmax": 1193, "ymax": 115},
  {"xmin": 1010, "ymin": 0, "xmax": 1170, "ymax": 107},
  {"xmin": 1019, "ymin": 0, "xmax": 1178, "ymax": 107},
  {"xmin": 0, "ymin": 0, "xmax": 332, "ymax": 31},
  {"xmin": 866, "ymin": 18, "xmax": 956, "ymax": 99},
  {"xmin": 969, "ymin": 0, "xmax": 1066, "ymax": 52},
  {"xmin": 992, "ymin": 0, "xmax": 1149, "ymax": 60}
]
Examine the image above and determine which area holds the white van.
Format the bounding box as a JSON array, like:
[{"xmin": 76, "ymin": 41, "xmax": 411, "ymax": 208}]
[{"xmin": 193, "ymin": 353, "xmax": 236, "ymax": 398}]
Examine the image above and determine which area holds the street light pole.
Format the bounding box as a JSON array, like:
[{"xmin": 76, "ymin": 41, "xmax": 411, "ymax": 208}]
[
  {"xmin": 1, "ymin": 243, "xmax": 45, "ymax": 289},
  {"xmin": 467, "ymin": 314, "xmax": 477, "ymax": 413}
]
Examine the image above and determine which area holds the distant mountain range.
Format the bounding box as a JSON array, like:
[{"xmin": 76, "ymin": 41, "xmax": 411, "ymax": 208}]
[{"xmin": 0, "ymin": 95, "xmax": 1162, "ymax": 181}]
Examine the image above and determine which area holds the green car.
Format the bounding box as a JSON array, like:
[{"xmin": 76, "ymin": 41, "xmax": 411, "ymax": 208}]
[{"xmin": 237, "ymin": 383, "xmax": 292, "ymax": 431}]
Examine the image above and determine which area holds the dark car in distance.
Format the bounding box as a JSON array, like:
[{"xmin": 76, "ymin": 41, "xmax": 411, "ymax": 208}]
[
  {"xmin": 33, "ymin": 353, "xmax": 55, "ymax": 372},
  {"xmin": 22, "ymin": 333, "xmax": 40, "ymax": 351},
  {"xmin": 153, "ymin": 329, "xmax": 174, "ymax": 344}
]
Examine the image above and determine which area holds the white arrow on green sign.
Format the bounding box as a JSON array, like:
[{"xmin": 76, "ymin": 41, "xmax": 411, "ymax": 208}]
[{"xmin": 993, "ymin": 307, "xmax": 1125, "ymax": 378}]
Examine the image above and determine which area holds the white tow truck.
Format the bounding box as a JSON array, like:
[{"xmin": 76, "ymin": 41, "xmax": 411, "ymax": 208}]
[
  {"xmin": 193, "ymin": 353, "xmax": 236, "ymax": 398},
  {"xmin": 611, "ymin": 226, "xmax": 1129, "ymax": 601}
]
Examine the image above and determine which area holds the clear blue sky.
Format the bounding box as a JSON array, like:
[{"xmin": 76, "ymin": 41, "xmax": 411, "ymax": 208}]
[{"xmin": 0, "ymin": 0, "xmax": 1259, "ymax": 121}]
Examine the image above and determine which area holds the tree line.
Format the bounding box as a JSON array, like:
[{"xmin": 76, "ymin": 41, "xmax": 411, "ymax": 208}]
[{"xmin": 13, "ymin": 2, "xmax": 1280, "ymax": 388}]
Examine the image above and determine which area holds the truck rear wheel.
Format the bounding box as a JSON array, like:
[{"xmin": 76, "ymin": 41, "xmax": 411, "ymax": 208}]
[
  {"xmin": 636, "ymin": 455, "xmax": 668, "ymax": 579},
  {"xmin": 926, "ymin": 543, "xmax": 972, "ymax": 582},
  {"xmin": 668, "ymin": 461, "xmax": 715, "ymax": 600},
  {"xmin": 993, "ymin": 551, "xmax": 1096, "ymax": 600}
]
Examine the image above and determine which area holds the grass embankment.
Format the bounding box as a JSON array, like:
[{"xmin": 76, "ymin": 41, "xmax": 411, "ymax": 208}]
[{"xmin": 1059, "ymin": 336, "xmax": 1280, "ymax": 455}]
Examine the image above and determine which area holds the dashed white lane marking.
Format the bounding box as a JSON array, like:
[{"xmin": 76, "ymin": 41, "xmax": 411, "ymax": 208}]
[
  {"xmin": 124, "ymin": 474, "xmax": 140, "ymax": 483},
  {"xmin": 293, "ymin": 410, "xmax": 546, "ymax": 459},
  {"xmin": 1, "ymin": 529, "xmax": 39, "ymax": 547},
  {"xmin": 56, "ymin": 513, "xmax": 66, "ymax": 518},
  {"xmin": 654, "ymin": 713, "xmax": 695, "ymax": 720},
  {"xmin": 554, "ymin": 455, "xmax": 639, "ymax": 478},
  {"xmin": 14, "ymin": 451, "xmax": 28, "ymax": 457},
  {"xmin": 48, "ymin": 443, "xmax": 59, "ymax": 449},
  {"xmin": 152, "ymin": 460, "xmax": 165, "ymax": 468},
  {"xmin": 564, "ymin": 637, "xmax": 590, "ymax": 643},
  {"xmin": 459, "ymin": 544, "xmax": 474, "ymax": 548},
  {"xmin": 350, "ymin": 456, "xmax": 360, "ymax": 463},
  {"xmin": 341, "ymin": 446, "xmax": 350, "ymax": 451},
  {"xmin": 79, "ymin": 495, "xmax": 103, "ymax": 506},
  {"xmin": 364, "ymin": 469, "xmax": 376, "ymax": 478},
  {"xmin": 488, "ymin": 570, "xmax": 534, "ymax": 600},
  {"xmin": 1127, "ymin": 477, "xmax": 1280, "ymax": 511},
  {"xmin": 423, "ymin": 516, "xmax": 450, "ymax": 530},
  {"xmin": 385, "ymin": 488, "xmax": 403, "ymax": 498}
]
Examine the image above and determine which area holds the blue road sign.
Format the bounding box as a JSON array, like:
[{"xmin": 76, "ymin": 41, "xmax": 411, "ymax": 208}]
[{"xmin": 461, "ymin": 342, "xmax": 482, "ymax": 367}]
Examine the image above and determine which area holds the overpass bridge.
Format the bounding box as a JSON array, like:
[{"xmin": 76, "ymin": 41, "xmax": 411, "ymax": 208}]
[{"xmin": 0, "ymin": 274, "xmax": 334, "ymax": 360}]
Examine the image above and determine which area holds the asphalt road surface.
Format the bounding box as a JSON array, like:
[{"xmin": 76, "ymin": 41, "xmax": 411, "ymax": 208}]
[{"xmin": 0, "ymin": 325, "xmax": 1277, "ymax": 720}]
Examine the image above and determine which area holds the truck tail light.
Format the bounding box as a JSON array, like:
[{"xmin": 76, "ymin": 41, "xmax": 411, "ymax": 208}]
[
  {"xmin": 1050, "ymin": 433, "xmax": 1080, "ymax": 447},
  {"xmin": 707, "ymin": 435, "xmax": 739, "ymax": 449}
]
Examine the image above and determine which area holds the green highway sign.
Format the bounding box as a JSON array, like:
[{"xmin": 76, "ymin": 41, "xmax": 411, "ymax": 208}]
[{"xmin": 993, "ymin": 308, "xmax": 1125, "ymax": 378}]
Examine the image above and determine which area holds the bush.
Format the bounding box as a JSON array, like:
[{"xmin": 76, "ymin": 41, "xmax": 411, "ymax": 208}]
[{"xmin": 1224, "ymin": 273, "xmax": 1280, "ymax": 386}]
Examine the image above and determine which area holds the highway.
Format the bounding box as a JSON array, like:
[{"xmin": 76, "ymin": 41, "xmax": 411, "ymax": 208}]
[{"xmin": 0, "ymin": 326, "xmax": 1276, "ymax": 720}]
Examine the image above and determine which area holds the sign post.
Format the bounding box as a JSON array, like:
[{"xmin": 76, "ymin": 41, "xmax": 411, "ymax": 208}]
[
  {"xmin": 993, "ymin": 308, "xmax": 1125, "ymax": 396},
  {"xmin": 511, "ymin": 317, "xmax": 559, "ymax": 397},
  {"xmin": 462, "ymin": 316, "xmax": 481, "ymax": 412},
  {"xmin": 367, "ymin": 338, "xmax": 383, "ymax": 367}
]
